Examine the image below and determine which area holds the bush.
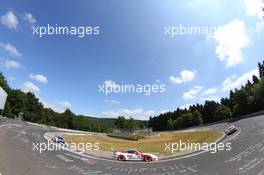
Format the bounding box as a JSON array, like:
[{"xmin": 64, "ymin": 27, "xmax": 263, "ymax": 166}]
[
  {"xmin": 214, "ymin": 105, "xmax": 232, "ymax": 121},
  {"xmin": 173, "ymin": 111, "xmax": 203, "ymax": 129},
  {"xmin": 192, "ymin": 110, "xmax": 203, "ymax": 125},
  {"xmin": 108, "ymin": 133, "xmax": 145, "ymax": 141}
]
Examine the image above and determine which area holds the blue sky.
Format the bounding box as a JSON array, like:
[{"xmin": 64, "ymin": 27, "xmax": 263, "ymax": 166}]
[{"xmin": 0, "ymin": 0, "xmax": 263, "ymax": 120}]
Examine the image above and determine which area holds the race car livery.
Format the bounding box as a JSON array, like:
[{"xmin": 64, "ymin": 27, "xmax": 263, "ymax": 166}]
[{"xmin": 113, "ymin": 149, "xmax": 158, "ymax": 162}]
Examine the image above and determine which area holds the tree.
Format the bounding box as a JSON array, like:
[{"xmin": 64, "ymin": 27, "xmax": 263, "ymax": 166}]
[
  {"xmin": 258, "ymin": 61, "xmax": 264, "ymax": 78},
  {"xmin": 5, "ymin": 90, "xmax": 26, "ymax": 118},
  {"xmin": 0, "ymin": 72, "xmax": 128, "ymax": 133},
  {"xmin": 192, "ymin": 110, "xmax": 203, "ymax": 125},
  {"xmin": 0, "ymin": 72, "xmax": 10, "ymax": 93},
  {"xmin": 202, "ymin": 101, "xmax": 219, "ymax": 123},
  {"xmin": 221, "ymin": 97, "xmax": 233, "ymax": 112},
  {"xmin": 214, "ymin": 105, "xmax": 232, "ymax": 121},
  {"xmin": 125, "ymin": 117, "xmax": 137, "ymax": 132},
  {"xmin": 173, "ymin": 112, "xmax": 203, "ymax": 129},
  {"xmin": 24, "ymin": 92, "xmax": 43, "ymax": 122},
  {"xmin": 115, "ymin": 116, "xmax": 126, "ymax": 129},
  {"xmin": 167, "ymin": 118, "xmax": 173, "ymax": 130},
  {"xmin": 245, "ymin": 80, "xmax": 252, "ymax": 88},
  {"xmin": 62, "ymin": 109, "xmax": 74, "ymax": 129},
  {"xmin": 232, "ymin": 89, "xmax": 249, "ymax": 117},
  {"xmin": 150, "ymin": 60, "xmax": 264, "ymax": 131},
  {"xmin": 252, "ymin": 78, "xmax": 264, "ymax": 110},
  {"xmin": 173, "ymin": 113, "xmax": 192, "ymax": 129},
  {"xmin": 252, "ymin": 75, "xmax": 259, "ymax": 84}
]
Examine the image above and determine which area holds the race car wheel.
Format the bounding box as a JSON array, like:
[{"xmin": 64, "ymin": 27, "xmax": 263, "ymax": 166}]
[
  {"xmin": 144, "ymin": 155, "xmax": 152, "ymax": 162},
  {"xmin": 117, "ymin": 155, "xmax": 126, "ymax": 161}
]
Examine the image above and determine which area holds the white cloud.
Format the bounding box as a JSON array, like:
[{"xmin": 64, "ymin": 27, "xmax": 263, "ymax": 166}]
[
  {"xmin": 21, "ymin": 81, "xmax": 40, "ymax": 94},
  {"xmin": 3, "ymin": 59, "xmax": 21, "ymax": 69},
  {"xmin": 104, "ymin": 80, "xmax": 115, "ymax": 86},
  {"xmin": 29, "ymin": 74, "xmax": 48, "ymax": 84},
  {"xmin": 179, "ymin": 104, "xmax": 192, "ymax": 110},
  {"xmin": 122, "ymin": 108, "xmax": 143, "ymax": 115},
  {"xmin": 104, "ymin": 99, "xmax": 120, "ymax": 104},
  {"xmin": 201, "ymin": 87, "xmax": 218, "ymax": 96},
  {"xmin": 183, "ymin": 86, "xmax": 203, "ymax": 100},
  {"xmin": 145, "ymin": 110, "xmax": 156, "ymax": 116},
  {"xmin": 169, "ymin": 76, "xmax": 182, "ymax": 84},
  {"xmin": 56, "ymin": 101, "xmax": 72, "ymax": 111},
  {"xmin": 170, "ymin": 70, "xmax": 196, "ymax": 84},
  {"xmin": 1, "ymin": 43, "xmax": 21, "ymax": 57},
  {"xmin": 103, "ymin": 80, "xmax": 119, "ymax": 88},
  {"xmin": 244, "ymin": 0, "xmax": 264, "ymax": 31},
  {"xmin": 41, "ymin": 100, "xmax": 54, "ymax": 109},
  {"xmin": 23, "ymin": 13, "xmax": 36, "ymax": 24},
  {"xmin": 0, "ymin": 11, "xmax": 18, "ymax": 29},
  {"xmin": 182, "ymin": 86, "xmax": 219, "ymax": 102},
  {"xmin": 199, "ymin": 87, "xmax": 220, "ymax": 103},
  {"xmin": 39, "ymin": 98, "xmax": 72, "ymax": 113},
  {"xmin": 256, "ymin": 21, "xmax": 264, "ymax": 31},
  {"xmin": 101, "ymin": 108, "xmax": 155, "ymax": 120},
  {"xmin": 200, "ymin": 96, "xmax": 221, "ymax": 103},
  {"xmin": 222, "ymin": 69, "xmax": 259, "ymax": 91},
  {"xmin": 244, "ymin": 0, "xmax": 264, "ymax": 19},
  {"xmin": 156, "ymin": 79, "xmax": 161, "ymax": 83},
  {"xmin": 160, "ymin": 109, "xmax": 171, "ymax": 114},
  {"xmin": 101, "ymin": 111, "xmax": 119, "ymax": 117},
  {"xmin": 213, "ymin": 20, "xmax": 250, "ymax": 67}
]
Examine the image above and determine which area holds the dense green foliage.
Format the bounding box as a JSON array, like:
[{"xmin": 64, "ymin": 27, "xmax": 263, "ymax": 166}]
[
  {"xmin": 0, "ymin": 73, "xmax": 147, "ymax": 133},
  {"xmin": 149, "ymin": 61, "xmax": 264, "ymax": 131},
  {"xmin": 214, "ymin": 105, "xmax": 232, "ymax": 121},
  {"xmin": 114, "ymin": 116, "xmax": 147, "ymax": 132},
  {"xmin": 1, "ymin": 61, "xmax": 264, "ymax": 132},
  {"xmin": 173, "ymin": 111, "xmax": 203, "ymax": 129}
]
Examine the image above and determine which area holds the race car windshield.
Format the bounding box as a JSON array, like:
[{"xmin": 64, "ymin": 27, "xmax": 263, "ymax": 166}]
[{"xmin": 127, "ymin": 150, "xmax": 140, "ymax": 154}]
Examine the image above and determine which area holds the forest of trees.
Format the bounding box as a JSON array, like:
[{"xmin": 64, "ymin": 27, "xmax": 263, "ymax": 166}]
[
  {"xmin": 114, "ymin": 116, "xmax": 148, "ymax": 132},
  {"xmin": 149, "ymin": 60, "xmax": 264, "ymax": 131},
  {"xmin": 1, "ymin": 60, "xmax": 264, "ymax": 133},
  {"xmin": 0, "ymin": 73, "xmax": 148, "ymax": 133}
]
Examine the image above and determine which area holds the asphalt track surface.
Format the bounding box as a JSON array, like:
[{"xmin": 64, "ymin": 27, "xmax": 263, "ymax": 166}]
[{"xmin": 1, "ymin": 115, "xmax": 264, "ymax": 175}]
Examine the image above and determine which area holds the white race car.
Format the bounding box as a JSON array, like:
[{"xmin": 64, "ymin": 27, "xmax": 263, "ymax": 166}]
[
  {"xmin": 225, "ymin": 125, "xmax": 238, "ymax": 135},
  {"xmin": 52, "ymin": 135, "xmax": 65, "ymax": 144},
  {"xmin": 113, "ymin": 149, "xmax": 158, "ymax": 162}
]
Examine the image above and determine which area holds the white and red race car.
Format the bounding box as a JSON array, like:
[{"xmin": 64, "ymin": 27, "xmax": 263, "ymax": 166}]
[{"xmin": 113, "ymin": 149, "xmax": 158, "ymax": 162}]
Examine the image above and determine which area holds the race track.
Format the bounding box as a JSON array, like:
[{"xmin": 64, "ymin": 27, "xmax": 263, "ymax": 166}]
[{"xmin": 1, "ymin": 114, "xmax": 264, "ymax": 175}]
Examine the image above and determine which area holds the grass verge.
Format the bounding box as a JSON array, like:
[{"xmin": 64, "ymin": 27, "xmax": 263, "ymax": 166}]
[{"xmin": 64, "ymin": 130, "xmax": 224, "ymax": 157}]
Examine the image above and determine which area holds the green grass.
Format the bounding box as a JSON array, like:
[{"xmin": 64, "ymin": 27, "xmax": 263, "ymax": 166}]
[{"xmin": 64, "ymin": 130, "xmax": 224, "ymax": 156}]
